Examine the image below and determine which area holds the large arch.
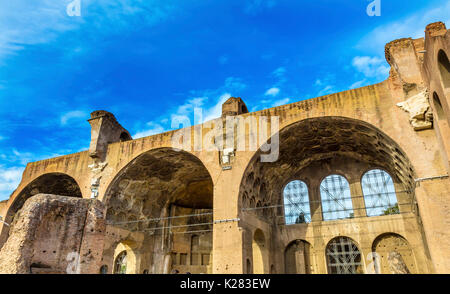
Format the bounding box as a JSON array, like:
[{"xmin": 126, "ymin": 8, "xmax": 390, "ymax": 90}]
[
  {"xmin": 372, "ymin": 233, "xmax": 417, "ymax": 274},
  {"xmin": 284, "ymin": 239, "xmax": 312, "ymax": 274},
  {"xmin": 438, "ymin": 50, "xmax": 450, "ymax": 89},
  {"xmin": 101, "ymin": 148, "xmax": 214, "ymax": 274},
  {"xmin": 238, "ymin": 116, "xmax": 416, "ymax": 223},
  {"xmin": 0, "ymin": 173, "xmax": 82, "ymax": 247},
  {"xmin": 326, "ymin": 236, "xmax": 363, "ymax": 274}
]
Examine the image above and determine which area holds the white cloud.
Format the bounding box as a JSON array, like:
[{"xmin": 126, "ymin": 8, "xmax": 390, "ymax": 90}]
[
  {"xmin": 314, "ymin": 75, "xmax": 337, "ymax": 96},
  {"xmin": 352, "ymin": 56, "xmax": 389, "ymax": 79},
  {"xmin": 0, "ymin": 147, "xmax": 90, "ymax": 200},
  {"xmin": 0, "ymin": 1, "xmax": 79, "ymax": 62},
  {"xmin": 265, "ymin": 87, "xmax": 280, "ymax": 97},
  {"xmin": 357, "ymin": 1, "xmax": 450, "ymax": 54},
  {"xmin": 317, "ymin": 85, "xmax": 335, "ymax": 96},
  {"xmin": 314, "ymin": 79, "xmax": 324, "ymax": 86},
  {"xmin": 223, "ymin": 77, "xmax": 247, "ymax": 92},
  {"xmin": 0, "ymin": 165, "xmax": 24, "ymax": 200},
  {"xmin": 60, "ymin": 110, "xmax": 87, "ymax": 125},
  {"xmin": 203, "ymin": 93, "xmax": 232, "ymax": 122},
  {"xmin": 11, "ymin": 149, "xmax": 35, "ymax": 165},
  {"xmin": 271, "ymin": 98, "xmax": 290, "ymax": 107},
  {"xmin": 349, "ymin": 79, "xmax": 367, "ymax": 90},
  {"xmin": 132, "ymin": 77, "xmax": 246, "ymax": 136},
  {"xmin": 272, "ymin": 67, "xmax": 286, "ymax": 78},
  {"xmin": 133, "ymin": 122, "xmax": 166, "ymax": 139},
  {"xmin": 174, "ymin": 97, "xmax": 207, "ymax": 117},
  {"xmin": 0, "ymin": 0, "xmax": 177, "ymax": 63}
]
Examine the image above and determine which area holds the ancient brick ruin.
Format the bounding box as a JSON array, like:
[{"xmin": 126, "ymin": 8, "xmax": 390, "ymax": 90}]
[{"xmin": 0, "ymin": 22, "xmax": 449, "ymax": 274}]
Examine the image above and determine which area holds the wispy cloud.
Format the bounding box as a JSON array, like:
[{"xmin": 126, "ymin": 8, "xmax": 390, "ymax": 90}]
[
  {"xmin": 0, "ymin": 147, "xmax": 70, "ymax": 200},
  {"xmin": 265, "ymin": 87, "xmax": 280, "ymax": 97},
  {"xmin": 349, "ymin": 79, "xmax": 368, "ymax": 90},
  {"xmin": 0, "ymin": 165, "xmax": 24, "ymax": 200},
  {"xmin": 0, "ymin": 1, "xmax": 80, "ymax": 62},
  {"xmin": 60, "ymin": 110, "xmax": 87, "ymax": 126},
  {"xmin": 271, "ymin": 97, "xmax": 290, "ymax": 107},
  {"xmin": 272, "ymin": 67, "xmax": 286, "ymax": 79},
  {"xmin": 352, "ymin": 56, "xmax": 389, "ymax": 80},
  {"xmin": 314, "ymin": 76, "xmax": 337, "ymax": 96},
  {"xmin": 133, "ymin": 121, "xmax": 166, "ymax": 139},
  {"xmin": 0, "ymin": 0, "xmax": 178, "ymax": 62},
  {"xmin": 131, "ymin": 77, "xmax": 247, "ymax": 138},
  {"xmin": 357, "ymin": 0, "xmax": 450, "ymax": 54}
]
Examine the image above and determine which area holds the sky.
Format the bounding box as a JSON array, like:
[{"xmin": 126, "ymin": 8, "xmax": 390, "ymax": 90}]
[{"xmin": 0, "ymin": 0, "xmax": 449, "ymax": 200}]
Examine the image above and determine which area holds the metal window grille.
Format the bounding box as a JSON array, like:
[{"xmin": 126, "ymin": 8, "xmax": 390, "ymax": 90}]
[
  {"xmin": 320, "ymin": 175, "xmax": 354, "ymax": 221},
  {"xmin": 362, "ymin": 169, "xmax": 398, "ymax": 217},
  {"xmin": 283, "ymin": 180, "xmax": 311, "ymax": 224},
  {"xmin": 114, "ymin": 251, "xmax": 127, "ymax": 274},
  {"xmin": 326, "ymin": 237, "xmax": 362, "ymax": 274}
]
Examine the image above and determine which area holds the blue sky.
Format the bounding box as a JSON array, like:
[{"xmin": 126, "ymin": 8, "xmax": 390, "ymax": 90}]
[{"xmin": 0, "ymin": 0, "xmax": 449, "ymax": 200}]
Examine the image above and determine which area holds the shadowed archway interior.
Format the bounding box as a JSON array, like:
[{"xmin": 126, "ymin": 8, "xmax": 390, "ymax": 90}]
[
  {"xmin": 6, "ymin": 173, "xmax": 82, "ymax": 225},
  {"xmin": 103, "ymin": 148, "xmax": 214, "ymax": 274},
  {"xmin": 239, "ymin": 117, "xmax": 416, "ymax": 223}
]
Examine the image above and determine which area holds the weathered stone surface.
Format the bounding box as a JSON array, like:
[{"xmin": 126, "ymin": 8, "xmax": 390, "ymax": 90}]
[
  {"xmin": 397, "ymin": 90, "xmax": 434, "ymax": 130},
  {"xmin": 0, "ymin": 21, "xmax": 449, "ymax": 275},
  {"xmin": 388, "ymin": 251, "xmax": 411, "ymax": 274},
  {"xmin": 0, "ymin": 194, "xmax": 104, "ymax": 274}
]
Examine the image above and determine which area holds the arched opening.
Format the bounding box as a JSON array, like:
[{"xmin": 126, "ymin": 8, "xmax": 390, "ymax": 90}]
[
  {"xmin": 114, "ymin": 251, "xmax": 127, "ymax": 274},
  {"xmin": 102, "ymin": 148, "xmax": 213, "ymax": 274},
  {"xmin": 119, "ymin": 132, "xmax": 132, "ymax": 142},
  {"xmin": 252, "ymin": 229, "xmax": 266, "ymax": 274},
  {"xmin": 320, "ymin": 175, "xmax": 354, "ymax": 221},
  {"xmin": 283, "ymin": 180, "xmax": 311, "ymax": 224},
  {"xmin": 326, "ymin": 237, "xmax": 363, "ymax": 274},
  {"xmin": 0, "ymin": 173, "xmax": 82, "ymax": 247},
  {"xmin": 246, "ymin": 258, "xmax": 252, "ymax": 274},
  {"xmin": 372, "ymin": 233, "xmax": 417, "ymax": 274},
  {"xmin": 362, "ymin": 169, "xmax": 399, "ymax": 217},
  {"xmin": 239, "ymin": 117, "xmax": 416, "ymax": 225},
  {"xmin": 284, "ymin": 240, "xmax": 312, "ymax": 274},
  {"xmin": 99, "ymin": 265, "xmax": 108, "ymax": 274},
  {"xmin": 433, "ymin": 92, "xmax": 446, "ymax": 120},
  {"xmin": 438, "ymin": 50, "xmax": 450, "ymax": 89}
]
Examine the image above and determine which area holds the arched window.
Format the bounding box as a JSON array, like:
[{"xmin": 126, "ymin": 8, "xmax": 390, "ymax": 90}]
[
  {"xmin": 283, "ymin": 180, "xmax": 311, "ymax": 224},
  {"xmin": 252, "ymin": 229, "xmax": 266, "ymax": 274},
  {"xmin": 438, "ymin": 50, "xmax": 450, "ymax": 89},
  {"xmin": 320, "ymin": 175, "xmax": 354, "ymax": 221},
  {"xmin": 114, "ymin": 251, "xmax": 127, "ymax": 274},
  {"xmin": 362, "ymin": 169, "xmax": 399, "ymax": 217},
  {"xmin": 326, "ymin": 237, "xmax": 363, "ymax": 274}
]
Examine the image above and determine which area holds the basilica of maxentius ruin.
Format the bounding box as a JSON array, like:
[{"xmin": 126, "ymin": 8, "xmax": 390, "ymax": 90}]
[{"xmin": 0, "ymin": 22, "xmax": 449, "ymax": 275}]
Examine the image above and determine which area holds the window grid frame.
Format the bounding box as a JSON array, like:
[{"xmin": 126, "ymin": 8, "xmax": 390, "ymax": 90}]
[
  {"xmin": 361, "ymin": 169, "xmax": 399, "ymax": 217},
  {"xmin": 283, "ymin": 180, "xmax": 312, "ymax": 225},
  {"xmin": 320, "ymin": 175, "xmax": 354, "ymax": 221}
]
